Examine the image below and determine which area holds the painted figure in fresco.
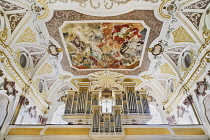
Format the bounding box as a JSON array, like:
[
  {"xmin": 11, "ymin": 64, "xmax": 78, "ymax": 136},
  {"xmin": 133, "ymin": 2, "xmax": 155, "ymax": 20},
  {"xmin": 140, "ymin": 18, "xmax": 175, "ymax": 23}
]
[
  {"xmin": 80, "ymin": 57, "xmax": 91, "ymax": 68},
  {"xmin": 136, "ymin": 41, "xmax": 144, "ymax": 56},
  {"xmin": 71, "ymin": 36, "xmax": 85, "ymax": 52},
  {"xmin": 112, "ymin": 24, "xmax": 142, "ymax": 44},
  {"xmin": 86, "ymin": 30, "xmax": 103, "ymax": 42},
  {"xmin": 63, "ymin": 23, "xmax": 147, "ymax": 69}
]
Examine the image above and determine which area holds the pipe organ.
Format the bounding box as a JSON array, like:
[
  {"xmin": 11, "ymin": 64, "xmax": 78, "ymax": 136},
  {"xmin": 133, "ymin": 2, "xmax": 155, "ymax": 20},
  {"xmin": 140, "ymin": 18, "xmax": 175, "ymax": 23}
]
[
  {"xmin": 115, "ymin": 83, "xmax": 150, "ymax": 115},
  {"xmin": 63, "ymin": 82, "xmax": 151, "ymax": 133}
]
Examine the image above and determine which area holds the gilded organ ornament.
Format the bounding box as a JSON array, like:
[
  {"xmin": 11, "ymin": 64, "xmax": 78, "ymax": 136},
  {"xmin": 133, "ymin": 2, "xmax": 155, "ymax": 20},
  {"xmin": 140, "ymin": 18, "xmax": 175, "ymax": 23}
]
[{"xmin": 88, "ymin": 71, "xmax": 124, "ymax": 90}]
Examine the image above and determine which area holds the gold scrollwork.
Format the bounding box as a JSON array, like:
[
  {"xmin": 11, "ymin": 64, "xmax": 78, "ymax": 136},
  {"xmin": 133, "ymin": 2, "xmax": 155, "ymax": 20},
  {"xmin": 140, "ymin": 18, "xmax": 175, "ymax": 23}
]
[
  {"xmin": 158, "ymin": 0, "xmax": 172, "ymax": 19},
  {"xmin": 16, "ymin": 27, "xmax": 36, "ymax": 43},
  {"xmin": 0, "ymin": 27, "xmax": 8, "ymax": 46},
  {"xmin": 172, "ymin": 26, "xmax": 196, "ymax": 43},
  {"xmin": 37, "ymin": 0, "xmax": 49, "ymax": 19},
  {"xmin": 203, "ymin": 25, "xmax": 210, "ymax": 43}
]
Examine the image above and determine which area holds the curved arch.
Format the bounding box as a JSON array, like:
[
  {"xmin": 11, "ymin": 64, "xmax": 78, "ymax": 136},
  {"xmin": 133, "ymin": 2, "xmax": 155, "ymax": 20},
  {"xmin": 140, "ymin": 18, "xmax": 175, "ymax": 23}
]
[
  {"xmin": 162, "ymin": 53, "xmax": 181, "ymax": 79},
  {"xmin": 136, "ymin": 81, "xmax": 168, "ymax": 104},
  {"xmin": 46, "ymin": 82, "xmax": 78, "ymax": 102}
]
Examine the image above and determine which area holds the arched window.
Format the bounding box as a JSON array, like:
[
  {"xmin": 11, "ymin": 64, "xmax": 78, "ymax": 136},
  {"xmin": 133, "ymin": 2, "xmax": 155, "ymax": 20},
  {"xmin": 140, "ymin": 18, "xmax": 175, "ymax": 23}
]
[{"xmin": 100, "ymin": 99, "xmax": 113, "ymax": 113}]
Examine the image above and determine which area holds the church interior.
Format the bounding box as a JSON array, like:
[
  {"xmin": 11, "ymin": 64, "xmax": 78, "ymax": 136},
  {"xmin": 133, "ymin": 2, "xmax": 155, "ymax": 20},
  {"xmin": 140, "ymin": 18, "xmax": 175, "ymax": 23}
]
[{"xmin": 0, "ymin": 0, "xmax": 210, "ymax": 139}]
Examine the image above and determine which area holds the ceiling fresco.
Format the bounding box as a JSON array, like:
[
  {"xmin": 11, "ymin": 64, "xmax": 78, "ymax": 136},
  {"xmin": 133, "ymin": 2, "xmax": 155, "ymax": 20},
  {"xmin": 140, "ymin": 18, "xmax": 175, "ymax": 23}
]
[
  {"xmin": 61, "ymin": 22, "xmax": 147, "ymax": 69},
  {"xmin": 46, "ymin": 10, "xmax": 163, "ymax": 75}
]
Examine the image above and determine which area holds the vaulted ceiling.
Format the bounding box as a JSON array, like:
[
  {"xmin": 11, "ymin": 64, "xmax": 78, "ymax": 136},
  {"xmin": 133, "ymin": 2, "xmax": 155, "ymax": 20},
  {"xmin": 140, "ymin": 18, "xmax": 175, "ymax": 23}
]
[{"xmin": 0, "ymin": 0, "xmax": 209, "ymax": 110}]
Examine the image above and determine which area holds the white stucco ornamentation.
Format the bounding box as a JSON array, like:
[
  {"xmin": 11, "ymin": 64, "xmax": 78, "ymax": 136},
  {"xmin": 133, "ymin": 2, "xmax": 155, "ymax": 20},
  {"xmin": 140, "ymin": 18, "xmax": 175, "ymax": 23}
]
[{"xmin": 0, "ymin": 91, "xmax": 9, "ymax": 128}]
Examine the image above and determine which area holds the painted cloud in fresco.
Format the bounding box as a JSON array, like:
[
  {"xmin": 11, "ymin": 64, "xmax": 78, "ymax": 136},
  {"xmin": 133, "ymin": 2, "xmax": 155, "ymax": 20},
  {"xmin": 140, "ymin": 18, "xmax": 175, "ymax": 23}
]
[{"xmin": 62, "ymin": 23, "xmax": 147, "ymax": 69}]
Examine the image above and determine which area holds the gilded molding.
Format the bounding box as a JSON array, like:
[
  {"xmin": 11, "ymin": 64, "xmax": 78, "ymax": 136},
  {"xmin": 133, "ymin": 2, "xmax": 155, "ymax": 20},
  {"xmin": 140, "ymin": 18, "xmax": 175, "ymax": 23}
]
[
  {"xmin": 44, "ymin": 128, "xmax": 90, "ymax": 135},
  {"xmin": 167, "ymin": 49, "xmax": 210, "ymax": 110},
  {"xmin": 0, "ymin": 51, "xmax": 48, "ymax": 111},
  {"xmin": 37, "ymin": 0, "xmax": 49, "ymax": 19},
  {"xmin": 158, "ymin": 0, "xmax": 172, "ymax": 19},
  {"xmin": 16, "ymin": 27, "xmax": 36, "ymax": 43},
  {"xmin": 172, "ymin": 128, "xmax": 205, "ymax": 135},
  {"xmin": 8, "ymin": 14, "xmax": 32, "ymax": 46},
  {"xmin": 125, "ymin": 128, "xmax": 171, "ymax": 135},
  {"xmin": 172, "ymin": 26, "xmax": 195, "ymax": 43},
  {"xmin": 160, "ymin": 63, "xmax": 176, "ymax": 76},
  {"xmin": 0, "ymin": 27, "xmax": 8, "ymax": 46},
  {"xmin": 36, "ymin": 63, "xmax": 53, "ymax": 76},
  {"xmin": 179, "ymin": 0, "xmax": 194, "ymax": 7},
  {"xmin": 0, "ymin": 51, "xmax": 29, "ymax": 88},
  {"xmin": 203, "ymin": 25, "xmax": 210, "ymax": 43},
  {"xmin": 8, "ymin": 128, "xmax": 43, "ymax": 135},
  {"xmin": 176, "ymin": 13, "xmax": 202, "ymax": 44}
]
